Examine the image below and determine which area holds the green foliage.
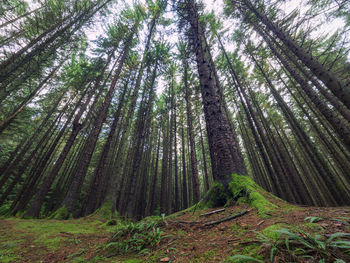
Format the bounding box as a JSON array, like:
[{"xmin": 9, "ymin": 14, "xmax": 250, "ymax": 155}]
[
  {"xmin": 106, "ymin": 216, "xmax": 166, "ymax": 256},
  {"xmin": 304, "ymin": 216, "xmax": 323, "ymax": 223},
  {"xmin": 233, "ymin": 227, "xmax": 350, "ymax": 262},
  {"xmin": 0, "ymin": 204, "xmax": 10, "ymax": 216},
  {"xmin": 261, "ymin": 223, "xmax": 289, "ymax": 240}
]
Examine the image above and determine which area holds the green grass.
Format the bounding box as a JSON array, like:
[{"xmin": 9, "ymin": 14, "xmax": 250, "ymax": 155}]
[
  {"xmin": 0, "ymin": 216, "xmax": 113, "ymax": 263},
  {"xmin": 0, "ymin": 241, "xmax": 22, "ymax": 263}
]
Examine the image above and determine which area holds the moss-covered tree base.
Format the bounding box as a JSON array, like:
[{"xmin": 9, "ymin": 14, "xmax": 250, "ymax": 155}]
[
  {"xmin": 49, "ymin": 206, "xmax": 72, "ymax": 220},
  {"xmin": 92, "ymin": 201, "xmax": 118, "ymax": 220},
  {"xmin": 202, "ymin": 174, "xmax": 281, "ymax": 217}
]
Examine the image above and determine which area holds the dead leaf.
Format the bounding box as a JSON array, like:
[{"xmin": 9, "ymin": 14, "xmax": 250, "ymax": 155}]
[{"xmin": 160, "ymin": 257, "xmax": 169, "ymax": 262}]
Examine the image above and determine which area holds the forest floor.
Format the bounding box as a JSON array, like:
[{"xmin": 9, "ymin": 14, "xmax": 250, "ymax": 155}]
[{"xmin": 1, "ymin": 198, "xmax": 350, "ymax": 262}]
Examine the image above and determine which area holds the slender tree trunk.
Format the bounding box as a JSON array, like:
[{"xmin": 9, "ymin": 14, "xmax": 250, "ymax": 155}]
[
  {"xmin": 238, "ymin": 0, "xmax": 350, "ymax": 108},
  {"xmin": 61, "ymin": 24, "xmax": 137, "ymax": 215},
  {"xmin": 181, "ymin": 126, "xmax": 188, "ymax": 209},
  {"xmin": 183, "ymin": 63, "xmax": 200, "ymax": 203}
]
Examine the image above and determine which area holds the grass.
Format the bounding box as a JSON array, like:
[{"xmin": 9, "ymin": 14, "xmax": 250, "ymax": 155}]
[
  {"xmin": 0, "ymin": 176, "xmax": 349, "ymax": 262},
  {"xmin": 0, "ymin": 241, "xmax": 22, "ymax": 263},
  {"xmin": 0, "ymin": 216, "xmax": 114, "ymax": 262}
]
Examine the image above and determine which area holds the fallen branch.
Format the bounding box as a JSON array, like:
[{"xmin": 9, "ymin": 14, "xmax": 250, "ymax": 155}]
[
  {"xmin": 257, "ymin": 220, "xmax": 265, "ymax": 226},
  {"xmin": 200, "ymin": 208, "xmax": 225, "ymax": 217},
  {"xmin": 175, "ymin": 220, "xmax": 200, "ymax": 225},
  {"xmin": 204, "ymin": 210, "xmax": 248, "ymax": 227}
]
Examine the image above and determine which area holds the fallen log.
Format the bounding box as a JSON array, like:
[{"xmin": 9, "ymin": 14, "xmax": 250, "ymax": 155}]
[
  {"xmin": 200, "ymin": 208, "xmax": 225, "ymax": 217},
  {"xmin": 204, "ymin": 210, "xmax": 248, "ymax": 227}
]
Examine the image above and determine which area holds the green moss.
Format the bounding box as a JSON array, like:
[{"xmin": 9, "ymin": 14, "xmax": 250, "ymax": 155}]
[
  {"xmin": 176, "ymin": 229, "xmax": 187, "ymax": 237},
  {"xmin": 93, "ymin": 200, "xmax": 118, "ymax": 220},
  {"xmin": 190, "ymin": 249, "xmax": 220, "ymax": 262},
  {"xmin": 205, "ymin": 182, "xmax": 230, "ymax": 207},
  {"xmin": 0, "ymin": 253, "xmax": 20, "ymax": 263},
  {"xmin": 248, "ymin": 192, "xmax": 276, "ymax": 216},
  {"xmin": 14, "ymin": 218, "xmax": 100, "ymax": 235},
  {"xmin": 123, "ymin": 258, "xmax": 143, "ymax": 263},
  {"xmin": 0, "ymin": 241, "xmax": 23, "ymax": 262},
  {"xmin": 37, "ymin": 236, "xmax": 63, "ymax": 249},
  {"xmin": 303, "ymin": 222, "xmax": 323, "ymax": 232},
  {"xmin": 50, "ymin": 206, "xmax": 71, "ymax": 220},
  {"xmin": 230, "ymin": 223, "xmax": 248, "ymax": 236},
  {"xmin": 261, "ymin": 223, "xmax": 289, "ymax": 240},
  {"xmin": 228, "ymin": 243, "xmax": 263, "ymax": 261},
  {"xmin": 229, "ymin": 174, "xmax": 278, "ymax": 217}
]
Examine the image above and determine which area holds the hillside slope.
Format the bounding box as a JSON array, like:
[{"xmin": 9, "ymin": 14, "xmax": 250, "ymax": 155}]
[{"xmin": 1, "ymin": 177, "xmax": 350, "ymax": 262}]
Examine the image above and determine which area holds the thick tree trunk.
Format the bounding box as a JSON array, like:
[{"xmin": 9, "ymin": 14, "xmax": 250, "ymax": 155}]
[{"xmin": 184, "ymin": 0, "xmax": 246, "ymax": 190}]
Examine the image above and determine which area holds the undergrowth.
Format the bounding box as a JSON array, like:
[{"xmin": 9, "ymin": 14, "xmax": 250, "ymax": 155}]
[
  {"xmin": 105, "ymin": 215, "xmax": 166, "ymax": 257},
  {"xmin": 228, "ymin": 227, "xmax": 350, "ymax": 262}
]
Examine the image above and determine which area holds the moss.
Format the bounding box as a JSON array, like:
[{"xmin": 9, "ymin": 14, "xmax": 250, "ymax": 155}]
[
  {"xmin": 50, "ymin": 206, "xmax": 71, "ymax": 220},
  {"xmin": 190, "ymin": 249, "xmax": 220, "ymax": 262},
  {"xmin": 248, "ymin": 192, "xmax": 276, "ymax": 216},
  {"xmin": 230, "ymin": 223, "xmax": 248, "ymax": 236},
  {"xmin": 37, "ymin": 236, "xmax": 63, "ymax": 249},
  {"xmin": 262, "ymin": 223, "xmax": 289, "ymax": 240},
  {"xmin": 0, "ymin": 241, "xmax": 22, "ymax": 263},
  {"xmin": 229, "ymin": 243, "xmax": 263, "ymax": 261},
  {"xmin": 123, "ymin": 258, "xmax": 143, "ymax": 263},
  {"xmin": 205, "ymin": 182, "xmax": 230, "ymax": 207},
  {"xmin": 14, "ymin": 218, "xmax": 101, "ymax": 236},
  {"xmin": 176, "ymin": 229, "xmax": 187, "ymax": 237},
  {"xmin": 93, "ymin": 200, "xmax": 118, "ymax": 220},
  {"xmin": 229, "ymin": 174, "xmax": 278, "ymax": 217},
  {"xmin": 176, "ymin": 202, "xmax": 208, "ymax": 215}
]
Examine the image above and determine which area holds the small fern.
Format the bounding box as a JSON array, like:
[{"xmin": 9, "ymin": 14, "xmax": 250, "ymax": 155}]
[{"xmin": 229, "ymin": 227, "xmax": 350, "ymax": 262}]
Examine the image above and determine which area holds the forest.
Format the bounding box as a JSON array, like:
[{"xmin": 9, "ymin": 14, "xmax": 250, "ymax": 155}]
[{"xmin": 0, "ymin": 0, "xmax": 350, "ymax": 262}]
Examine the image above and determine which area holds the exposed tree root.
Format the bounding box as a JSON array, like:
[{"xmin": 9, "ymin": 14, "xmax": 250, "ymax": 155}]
[{"xmin": 204, "ymin": 210, "xmax": 249, "ymax": 227}]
